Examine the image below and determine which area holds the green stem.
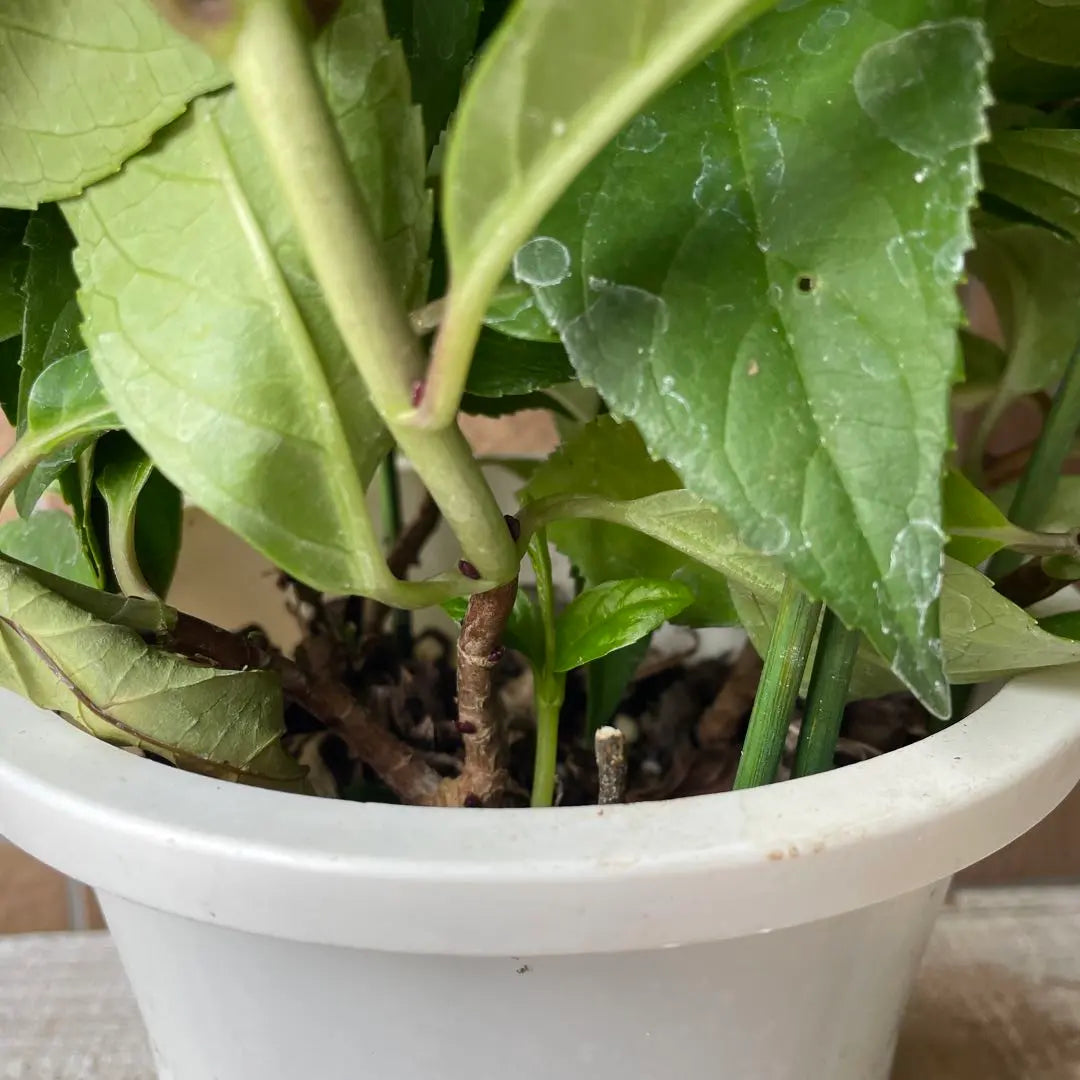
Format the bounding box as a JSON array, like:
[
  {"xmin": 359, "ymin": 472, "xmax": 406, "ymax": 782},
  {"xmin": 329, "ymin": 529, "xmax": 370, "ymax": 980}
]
[
  {"xmin": 734, "ymin": 579, "xmax": 821, "ymax": 790},
  {"xmin": 227, "ymin": 0, "xmax": 516, "ymax": 583},
  {"xmin": 0, "ymin": 438, "xmax": 44, "ymax": 509},
  {"xmin": 792, "ymin": 610, "xmax": 859, "ymax": 778},
  {"xmin": 950, "ymin": 525, "xmax": 1080, "ymax": 557},
  {"xmin": 990, "ymin": 339, "xmax": 1080, "ymax": 580},
  {"xmin": 528, "ymin": 529, "xmax": 565, "ymax": 808},
  {"xmin": 532, "ymin": 672, "xmax": 567, "ymax": 809}
]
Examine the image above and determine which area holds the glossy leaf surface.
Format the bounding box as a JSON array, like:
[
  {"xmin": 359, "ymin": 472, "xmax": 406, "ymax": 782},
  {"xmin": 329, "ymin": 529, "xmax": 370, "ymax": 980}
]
[{"xmin": 526, "ymin": 4, "xmax": 991, "ymax": 714}]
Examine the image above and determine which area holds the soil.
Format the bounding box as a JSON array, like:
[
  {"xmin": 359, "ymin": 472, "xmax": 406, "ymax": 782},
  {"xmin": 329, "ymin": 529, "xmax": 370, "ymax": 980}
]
[{"xmin": 278, "ymin": 592, "xmax": 934, "ymax": 805}]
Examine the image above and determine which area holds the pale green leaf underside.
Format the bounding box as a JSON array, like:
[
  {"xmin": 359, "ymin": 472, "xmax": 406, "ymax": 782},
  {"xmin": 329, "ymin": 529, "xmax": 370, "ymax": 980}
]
[
  {"xmin": 0, "ymin": 0, "xmax": 225, "ymax": 209},
  {"xmin": 0, "ymin": 558, "xmax": 301, "ymax": 784},
  {"xmin": 527, "ymin": 2, "xmax": 990, "ymax": 716},
  {"xmin": 67, "ymin": 0, "xmax": 430, "ymax": 595},
  {"xmin": 434, "ymin": 0, "xmax": 776, "ymax": 419}
]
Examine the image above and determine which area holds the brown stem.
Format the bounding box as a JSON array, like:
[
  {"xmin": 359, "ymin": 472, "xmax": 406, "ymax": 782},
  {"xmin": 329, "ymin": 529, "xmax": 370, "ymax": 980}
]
[
  {"xmin": 274, "ymin": 660, "xmax": 443, "ymax": 804},
  {"xmin": 363, "ymin": 494, "xmax": 442, "ymax": 635},
  {"xmin": 595, "ymin": 725, "xmax": 627, "ymax": 805},
  {"xmin": 387, "ymin": 493, "xmax": 442, "ymax": 578},
  {"xmin": 696, "ymin": 642, "xmax": 762, "ymax": 749},
  {"xmin": 439, "ymin": 579, "xmax": 517, "ymax": 807},
  {"xmin": 166, "ymin": 611, "xmax": 443, "ymax": 804},
  {"xmin": 995, "ymin": 559, "xmax": 1076, "ymax": 610}
]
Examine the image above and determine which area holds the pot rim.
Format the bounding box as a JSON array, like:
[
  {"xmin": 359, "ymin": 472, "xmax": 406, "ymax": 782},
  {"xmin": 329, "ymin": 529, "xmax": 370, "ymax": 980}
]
[{"xmin": 2, "ymin": 667, "xmax": 1080, "ymax": 956}]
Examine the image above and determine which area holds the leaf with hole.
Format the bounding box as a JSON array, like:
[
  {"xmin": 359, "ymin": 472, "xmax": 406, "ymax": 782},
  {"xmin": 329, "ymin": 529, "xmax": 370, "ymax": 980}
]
[
  {"xmin": 0, "ymin": 0, "xmax": 225, "ymax": 208},
  {"xmin": 0, "ymin": 558, "xmax": 302, "ymax": 786},
  {"xmin": 553, "ymin": 578, "xmax": 692, "ymax": 673},
  {"xmin": 525, "ymin": 5, "xmax": 991, "ymax": 715},
  {"xmin": 66, "ymin": 0, "xmax": 429, "ymax": 596}
]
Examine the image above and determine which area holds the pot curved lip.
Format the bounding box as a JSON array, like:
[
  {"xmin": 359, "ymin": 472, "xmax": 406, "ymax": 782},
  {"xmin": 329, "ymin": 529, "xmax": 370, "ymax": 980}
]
[{"xmin": 2, "ymin": 667, "xmax": 1080, "ymax": 956}]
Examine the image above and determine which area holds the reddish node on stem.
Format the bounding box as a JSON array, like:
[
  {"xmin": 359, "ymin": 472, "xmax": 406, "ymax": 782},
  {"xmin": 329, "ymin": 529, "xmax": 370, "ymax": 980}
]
[
  {"xmin": 458, "ymin": 560, "xmax": 481, "ymax": 580},
  {"xmin": 455, "ymin": 719, "xmax": 478, "ymax": 735},
  {"xmin": 463, "ymin": 793, "xmax": 482, "ymax": 808},
  {"xmin": 411, "ymin": 379, "xmax": 426, "ymax": 408},
  {"xmin": 487, "ymin": 646, "xmax": 504, "ymax": 665}
]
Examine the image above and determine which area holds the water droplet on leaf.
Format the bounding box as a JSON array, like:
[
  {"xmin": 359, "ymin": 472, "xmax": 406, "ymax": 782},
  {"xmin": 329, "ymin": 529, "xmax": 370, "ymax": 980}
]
[
  {"xmin": 512, "ymin": 236, "xmax": 571, "ymax": 288},
  {"xmin": 853, "ymin": 20, "xmax": 990, "ymax": 160},
  {"xmin": 798, "ymin": 6, "xmax": 851, "ymax": 54},
  {"xmin": 617, "ymin": 114, "xmax": 665, "ymax": 153}
]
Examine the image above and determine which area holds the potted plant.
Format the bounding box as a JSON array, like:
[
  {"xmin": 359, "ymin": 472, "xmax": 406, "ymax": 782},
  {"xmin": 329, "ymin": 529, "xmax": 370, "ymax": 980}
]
[{"xmin": 1, "ymin": 0, "xmax": 1080, "ymax": 1076}]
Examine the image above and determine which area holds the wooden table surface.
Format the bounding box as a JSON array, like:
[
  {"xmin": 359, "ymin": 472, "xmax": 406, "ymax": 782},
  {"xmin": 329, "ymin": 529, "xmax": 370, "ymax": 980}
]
[{"xmin": 3, "ymin": 886, "xmax": 1079, "ymax": 1078}]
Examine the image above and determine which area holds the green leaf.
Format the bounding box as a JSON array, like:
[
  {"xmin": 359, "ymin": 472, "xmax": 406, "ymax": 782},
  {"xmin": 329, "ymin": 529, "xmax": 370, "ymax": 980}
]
[
  {"xmin": 430, "ymin": 0, "xmax": 776, "ymax": 424},
  {"xmin": 0, "ymin": 350, "xmax": 120, "ymax": 507},
  {"xmin": 982, "ymin": 130, "xmax": 1080, "ymax": 241},
  {"xmin": 585, "ymin": 634, "xmax": 651, "ymax": 739},
  {"xmin": 13, "ymin": 206, "xmax": 102, "ymax": 517},
  {"xmin": 0, "ymin": 0, "xmax": 225, "ymax": 208},
  {"xmin": 943, "ymin": 467, "xmax": 1012, "ymax": 565},
  {"xmin": 524, "ymin": 416, "xmax": 737, "ymax": 626},
  {"xmin": 384, "ymin": 0, "xmax": 484, "ymax": 151},
  {"xmin": 0, "ymin": 510, "xmax": 97, "ymax": 587},
  {"xmin": 96, "ymin": 434, "xmax": 182, "ymax": 599},
  {"xmin": 526, "ymin": 6, "xmax": 990, "ymax": 715},
  {"xmin": 17, "ymin": 205, "xmax": 80, "ymax": 428},
  {"xmin": 0, "ymin": 557, "xmax": 302, "ymax": 785},
  {"xmin": 66, "ymin": 0, "xmax": 430, "ymax": 595},
  {"xmin": 955, "ymin": 329, "xmax": 1007, "ymax": 409},
  {"xmin": 465, "ymin": 328, "xmax": 574, "ymax": 397},
  {"xmin": 940, "ymin": 557, "xmax": 1080, "ymax": 682},
  {"xmin": 553, "ymin": 577, "xmax": 692, "ymax": 672},
  {"xmin": 58, "ymin": 445, "xmax": 107, "ymax": 589},
  {"xmin": 734, "ymin": 557, "xmax": 1080, "ymax": 702},
  {"xmin": 0, "ymin": 211, "xmax": 29, "ymax": 342},
  {"xmin": 460, "ymin": 391, "xmax": 572, "ymax": 418},
  {"xmin": 1014, "ymin": 475, "xmax": 1080, "ymax": 531},
  {"xmin": 1039, "ymin": 610, "xmax": 1080, "ymax": 640},
  {"xmin": 987, "ymin": 0, "xmax": 1080, "ymax": 104},
  {"xmin": 0, "ymin": 551, "xmax": 172, "ymax": 635},
  {"xmin": 969, "ymin": 224, "xmax": 1080, "ymax": 436}
]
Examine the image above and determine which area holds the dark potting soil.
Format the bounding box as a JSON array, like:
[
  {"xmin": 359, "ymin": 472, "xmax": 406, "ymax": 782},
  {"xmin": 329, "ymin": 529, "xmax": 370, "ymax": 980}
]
[{"xmin": 279, "ymin": 606, "xmax": 933, "ymax": 806}]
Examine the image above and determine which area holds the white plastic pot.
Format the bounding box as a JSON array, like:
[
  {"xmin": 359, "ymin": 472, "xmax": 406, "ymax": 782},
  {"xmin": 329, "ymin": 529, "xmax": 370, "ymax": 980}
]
[{"xmin": 2, "ymin": 665, "xmax": 1080, "ymax": 1080}]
